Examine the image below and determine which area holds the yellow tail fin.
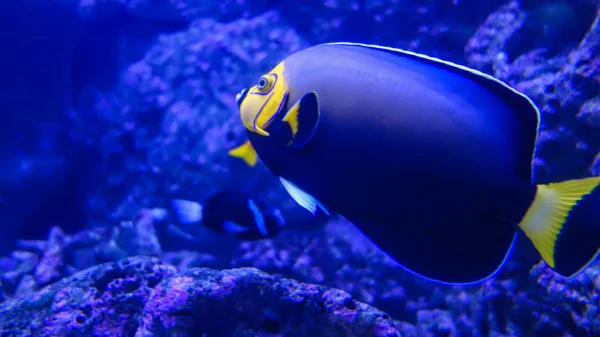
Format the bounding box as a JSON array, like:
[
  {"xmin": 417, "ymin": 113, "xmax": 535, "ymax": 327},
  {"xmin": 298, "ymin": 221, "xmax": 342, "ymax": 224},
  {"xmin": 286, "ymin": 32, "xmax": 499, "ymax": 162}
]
[
  {"xmin": 518, "ymin": 177, "xmax": 600, "ymax": 277},
  {"xmin": 228, "ymin": 140, "xmax": 258, "ymax": 167}
]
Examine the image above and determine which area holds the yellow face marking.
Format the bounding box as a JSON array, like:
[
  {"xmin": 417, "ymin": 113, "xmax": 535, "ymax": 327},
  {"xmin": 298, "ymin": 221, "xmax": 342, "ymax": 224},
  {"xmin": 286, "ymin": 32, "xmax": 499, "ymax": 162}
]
[{"xmin": 239, "ymin": 61, "xmax": 289, "ymax": 136}]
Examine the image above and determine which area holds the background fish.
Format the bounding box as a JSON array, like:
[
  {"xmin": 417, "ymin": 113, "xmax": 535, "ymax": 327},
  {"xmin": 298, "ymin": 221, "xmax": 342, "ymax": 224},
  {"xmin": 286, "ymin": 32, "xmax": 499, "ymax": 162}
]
[
  {"xmin": 237, "ymin": 42, "xmax": 600, "ymax": 285},
  {"xmin": 171, "ymin": 190, "xmax": 286, "ymax": 241}
]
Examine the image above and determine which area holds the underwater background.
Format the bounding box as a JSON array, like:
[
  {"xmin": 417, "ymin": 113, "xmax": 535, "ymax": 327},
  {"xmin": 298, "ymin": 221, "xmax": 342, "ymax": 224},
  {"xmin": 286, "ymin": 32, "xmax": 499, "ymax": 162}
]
[{"xmin": 1, "ymin": 0, "xmax": 600, "ymax": 336}]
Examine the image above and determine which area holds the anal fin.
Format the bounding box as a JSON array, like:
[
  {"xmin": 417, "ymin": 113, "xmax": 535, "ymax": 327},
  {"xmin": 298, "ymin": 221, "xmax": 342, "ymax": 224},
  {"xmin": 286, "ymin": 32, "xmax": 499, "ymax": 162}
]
[{"xmin": 350, "ymin": 215, "xmax": 517, "ymax": 285}]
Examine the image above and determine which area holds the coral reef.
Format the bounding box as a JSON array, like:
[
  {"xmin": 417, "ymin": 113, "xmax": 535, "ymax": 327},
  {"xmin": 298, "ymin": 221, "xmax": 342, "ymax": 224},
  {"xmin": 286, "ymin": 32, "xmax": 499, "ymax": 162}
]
[
  {"xmin": 0, "ymin": 256, "xmax": 177, "ymax": 337},
  {"xmin": 465, "ymin": 0, "xmax": 600, "ymax": 182},
  {"xmin": 531, "ymin": 261, "xmax": 600, "ymax": 336},
  {"xmin": 0, "ymin": 256, "xmax": 399, "ymax": 337},
  {"xmin": 136, "ymin": 267, "xmax": 398, "ymax": 337},
  {"xmin": 80, "ymin": 10, "xmax": 314, "ymax": 228},
  {"xmin": 2, "ymin": 211, "xmax": 600, "ymax": 336}
]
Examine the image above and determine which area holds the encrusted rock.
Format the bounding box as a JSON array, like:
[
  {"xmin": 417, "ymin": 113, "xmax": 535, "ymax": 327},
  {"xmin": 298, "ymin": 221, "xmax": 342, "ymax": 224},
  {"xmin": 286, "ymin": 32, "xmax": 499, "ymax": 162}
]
[
  {"xmin": 0, "ymin": 256, "xmax": 177, "ymax": 337},
  {"xmin": 0, "ymin": 257, "xmax": 399, "ymax": 337},
  {"xmin": 136, "ymin": 267, "xmax": 399, "ymax": 337}
]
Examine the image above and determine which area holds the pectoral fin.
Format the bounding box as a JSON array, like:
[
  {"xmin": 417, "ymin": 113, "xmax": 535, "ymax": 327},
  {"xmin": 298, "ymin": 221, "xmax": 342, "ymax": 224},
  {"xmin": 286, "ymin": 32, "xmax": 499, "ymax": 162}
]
[
  {"xmin": 282, "ymin": 91, "xmax": 320, "ymax": 149},
  {"xmin": 228, "ymin": 140, "xmax": 259, "ymax": 167},
  {"xmin": 222, "ymin": 221, "xmax": 250, "ymax": 233}
]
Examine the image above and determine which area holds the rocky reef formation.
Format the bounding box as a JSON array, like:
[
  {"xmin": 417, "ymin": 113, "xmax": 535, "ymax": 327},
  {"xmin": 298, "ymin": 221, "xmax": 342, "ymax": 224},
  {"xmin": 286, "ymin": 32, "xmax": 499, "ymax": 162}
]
[
  {"xmin": 0, "ymin": 256, "xmax": 399, "ymax": 337},
  {"xmin": 2, "ymin": 212, "xmax": 600, "ymax": 336},
  {"xmin": 465, "ymin": 0, "xmax": 600, "ymax": 183}
]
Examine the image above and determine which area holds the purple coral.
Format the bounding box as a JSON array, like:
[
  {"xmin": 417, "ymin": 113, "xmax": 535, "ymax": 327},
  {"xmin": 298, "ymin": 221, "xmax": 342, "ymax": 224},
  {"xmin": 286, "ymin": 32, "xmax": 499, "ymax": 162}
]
[
  {"xmin": 136, "ymin": 267, "xmax": 400, "ymax": 337},
  {"xmin": 0, "ymin": 256, "xmax": 177, "ymax": 337}
]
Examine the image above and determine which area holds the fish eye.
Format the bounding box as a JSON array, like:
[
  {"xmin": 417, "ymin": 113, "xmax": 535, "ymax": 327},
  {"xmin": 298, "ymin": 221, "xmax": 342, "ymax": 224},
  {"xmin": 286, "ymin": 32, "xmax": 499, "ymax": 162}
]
[
  {"xmin": 257, "ymin": 76, "xmax": 269, "ymax": 90},
  {"xmin": 255, "ymin": 74, "xmax": 276, "ymax": 93}
]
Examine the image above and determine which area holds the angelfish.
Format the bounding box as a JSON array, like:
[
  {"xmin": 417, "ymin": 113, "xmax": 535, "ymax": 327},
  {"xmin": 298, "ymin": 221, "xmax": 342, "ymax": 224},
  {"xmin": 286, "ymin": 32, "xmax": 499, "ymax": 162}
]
[
  {"xmin": 235, "ymin": 42, "xmax": 600, "ymax": 284},
  {"xmin": 172, "ymin": 190, "xmax": 285, "ymax": 241}
]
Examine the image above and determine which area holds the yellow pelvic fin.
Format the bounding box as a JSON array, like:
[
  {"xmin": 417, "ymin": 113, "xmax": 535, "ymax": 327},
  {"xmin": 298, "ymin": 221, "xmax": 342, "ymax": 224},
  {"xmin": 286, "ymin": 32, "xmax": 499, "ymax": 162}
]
[
  {"xmin": 228, "ymin": 140, "xmax": 258, "ymax": 167},
  {"xmin": 518, "ymin": 177, "xmax": 600, "ymax": 273}
]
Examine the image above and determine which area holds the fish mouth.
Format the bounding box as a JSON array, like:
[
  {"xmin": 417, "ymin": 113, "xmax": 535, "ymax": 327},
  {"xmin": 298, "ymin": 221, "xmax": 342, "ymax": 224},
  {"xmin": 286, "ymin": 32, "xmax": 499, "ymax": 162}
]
[
  {"xmin": 252, "ymin": 91, "xmax": 290, "ymax": 136},
  {"xmin": 236, "ymin": 88, "xmax": 249, "ymax": 107}
]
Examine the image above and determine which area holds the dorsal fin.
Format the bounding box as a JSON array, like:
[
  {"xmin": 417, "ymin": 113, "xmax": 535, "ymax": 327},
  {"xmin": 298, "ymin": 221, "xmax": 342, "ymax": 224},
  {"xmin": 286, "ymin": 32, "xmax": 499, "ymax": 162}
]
[{"xmin": 320, "ymin": 42, "xmax": 541, "ymax": 183}]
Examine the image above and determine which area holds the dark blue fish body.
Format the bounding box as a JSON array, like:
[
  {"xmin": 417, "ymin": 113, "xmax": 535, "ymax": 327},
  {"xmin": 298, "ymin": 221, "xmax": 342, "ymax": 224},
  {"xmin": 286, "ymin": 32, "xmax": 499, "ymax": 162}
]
[
  {"xmin": 239, "ymin": 43, "xmax": 600, "ymax": 284},
  {"xmin": 172, "ymin": 190, "xmax": 285, "ymax": 241},
  {"xmin": 246, "ymin": 45, "xmax": 534, "ymax": 283}
]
